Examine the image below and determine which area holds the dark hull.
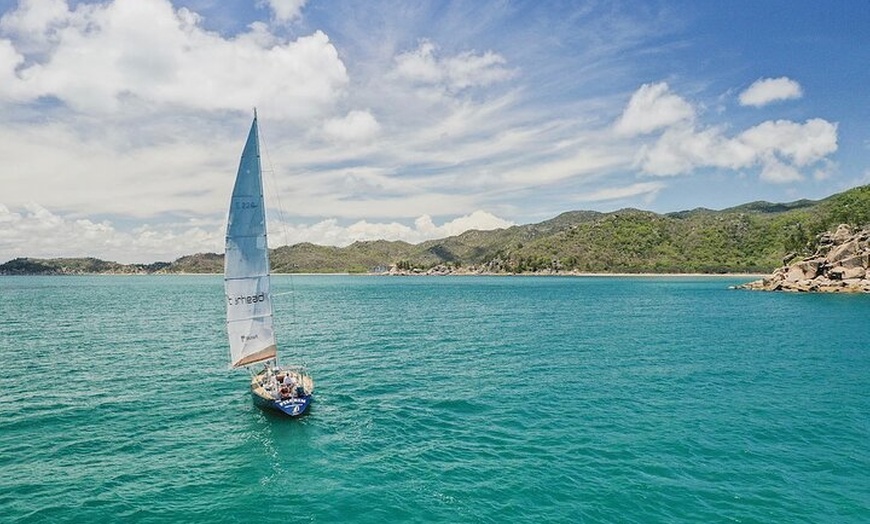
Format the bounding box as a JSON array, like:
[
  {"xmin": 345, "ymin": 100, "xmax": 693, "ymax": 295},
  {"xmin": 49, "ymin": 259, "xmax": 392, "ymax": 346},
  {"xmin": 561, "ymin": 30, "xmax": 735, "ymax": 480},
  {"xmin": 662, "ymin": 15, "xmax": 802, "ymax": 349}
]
[{"xmin": 251, "ymin": 390, "xmax": 312, "ymax": 416}]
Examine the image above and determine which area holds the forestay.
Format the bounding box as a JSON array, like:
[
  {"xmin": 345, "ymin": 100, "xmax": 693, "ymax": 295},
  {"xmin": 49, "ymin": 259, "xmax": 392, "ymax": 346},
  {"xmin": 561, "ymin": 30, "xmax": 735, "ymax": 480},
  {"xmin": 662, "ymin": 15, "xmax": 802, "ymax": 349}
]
[{"xmin": 224, "ymin": 115, "xmax": 277, "ymax": 368}]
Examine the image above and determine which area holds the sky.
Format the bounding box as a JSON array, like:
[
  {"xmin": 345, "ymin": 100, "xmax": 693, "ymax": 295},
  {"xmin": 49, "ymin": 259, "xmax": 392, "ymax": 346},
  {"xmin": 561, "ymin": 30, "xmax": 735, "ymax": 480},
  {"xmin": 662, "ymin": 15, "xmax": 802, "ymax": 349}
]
[{"xmin": 0, "ymin": 0, "xmax": 868, "ymax": 264}]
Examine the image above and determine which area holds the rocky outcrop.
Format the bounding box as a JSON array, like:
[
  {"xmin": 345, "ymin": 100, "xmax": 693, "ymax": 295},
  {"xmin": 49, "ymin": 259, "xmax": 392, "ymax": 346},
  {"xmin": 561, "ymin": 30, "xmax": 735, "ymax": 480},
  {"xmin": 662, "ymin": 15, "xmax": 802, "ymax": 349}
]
[{"xmin": 738, "ymin": 224, "xmax": 870, "ymax": 293}]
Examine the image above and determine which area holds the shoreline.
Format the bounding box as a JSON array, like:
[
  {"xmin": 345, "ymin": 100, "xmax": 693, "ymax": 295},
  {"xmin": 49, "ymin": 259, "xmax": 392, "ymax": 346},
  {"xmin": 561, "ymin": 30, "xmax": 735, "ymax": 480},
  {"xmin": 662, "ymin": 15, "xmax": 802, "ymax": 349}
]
[
  {"xmin": 0, "ymin": 271, "xmax": 765, "ymax": 278},
  {"xmin": 369, "ymin": 271, "xmax": 764, "ymax": 277}
]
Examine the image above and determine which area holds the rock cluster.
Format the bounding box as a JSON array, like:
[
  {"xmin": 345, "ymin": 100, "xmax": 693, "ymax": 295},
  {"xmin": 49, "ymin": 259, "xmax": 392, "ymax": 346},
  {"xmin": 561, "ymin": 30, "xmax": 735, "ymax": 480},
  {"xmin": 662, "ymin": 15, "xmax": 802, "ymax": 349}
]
[
  {"xmin": 384, "ymin": 264, "xmax": 486, "ymax": 276},
  {"xmin": 738, "ymin": 224, "xmax": 870, "ymax": 293}
]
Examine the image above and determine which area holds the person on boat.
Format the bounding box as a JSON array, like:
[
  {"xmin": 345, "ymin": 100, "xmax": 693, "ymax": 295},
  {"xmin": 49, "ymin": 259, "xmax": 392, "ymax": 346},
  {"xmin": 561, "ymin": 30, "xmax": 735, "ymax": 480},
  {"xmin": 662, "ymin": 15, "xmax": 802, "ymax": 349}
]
[{"xmin": 280, "ymin": 373, "xmax": 297, "ymax": 398}]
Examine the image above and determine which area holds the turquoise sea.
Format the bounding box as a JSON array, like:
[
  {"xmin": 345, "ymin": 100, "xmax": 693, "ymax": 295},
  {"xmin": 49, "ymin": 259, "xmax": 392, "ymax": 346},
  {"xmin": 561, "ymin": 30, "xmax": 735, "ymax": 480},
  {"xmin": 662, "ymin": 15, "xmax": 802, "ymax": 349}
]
[{"xmin": 0, "ymin": 275, "xmax": 868, "ymax": 523}]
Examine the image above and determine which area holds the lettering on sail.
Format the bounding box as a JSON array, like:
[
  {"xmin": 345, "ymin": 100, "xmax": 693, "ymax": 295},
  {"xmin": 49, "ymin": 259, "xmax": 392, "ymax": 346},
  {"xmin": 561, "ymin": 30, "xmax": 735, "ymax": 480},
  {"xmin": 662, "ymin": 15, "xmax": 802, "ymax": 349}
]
[
  {"xmin": 235, "ymin": 200, "xmax": 259, "ymax": 210},
  {"xmin": 227, "ymin": 292, "xmax": 267, "ymax": 306}
]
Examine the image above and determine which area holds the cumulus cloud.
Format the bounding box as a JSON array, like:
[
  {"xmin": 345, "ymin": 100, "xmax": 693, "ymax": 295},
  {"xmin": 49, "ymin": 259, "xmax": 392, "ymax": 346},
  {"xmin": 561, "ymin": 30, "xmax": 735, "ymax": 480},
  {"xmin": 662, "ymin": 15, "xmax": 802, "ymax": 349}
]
[
  {"xmin": 0, "ymin": 0, "xmax": 346, "ymax": 119},
  {"xmin": 614, "ymin": 82, "xmax": 694, "ymax": 136},
  {"xmin": 738, "ymin": 118, "xmax": 837, "ymax": 166},
  {"xmin": 638, "ymin": 118, "xmax": 838, "ymax": 183},
  {"xmin": 739, "ymin": 77, "xmax": 803, "ymax": 107},
  {"xmin": 321, "ymin": 110, "xmax": 381, "ymax": 142},
  {"xmin": 275, "ymin": 210, "xmax": 513, "ymax": 247},
  {"xmin": 613, "ymin": 82, "xmax": 838, "ymax": 184},
  {"xmin": 757, "ymin": 156, "xmax": 802, "ymax": 183},
  {"xmin": 0, "ymin": 203, "xmax": 221, "ymax": 263},
  {"xmin": 419, "ymin": 210, "xmax": 513, "ymax": 237},
  {"xmin": 0, "ymin": 0, "xmax": 70, "ymax": 55}
]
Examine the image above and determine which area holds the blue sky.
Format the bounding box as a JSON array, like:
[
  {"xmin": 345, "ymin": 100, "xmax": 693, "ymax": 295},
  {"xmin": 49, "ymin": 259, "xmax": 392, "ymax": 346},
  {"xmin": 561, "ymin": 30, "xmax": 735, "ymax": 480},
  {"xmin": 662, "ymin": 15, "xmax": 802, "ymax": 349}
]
[{"xmin": 0, "ymin": 0, "xmax": 868, "ymax": 263}]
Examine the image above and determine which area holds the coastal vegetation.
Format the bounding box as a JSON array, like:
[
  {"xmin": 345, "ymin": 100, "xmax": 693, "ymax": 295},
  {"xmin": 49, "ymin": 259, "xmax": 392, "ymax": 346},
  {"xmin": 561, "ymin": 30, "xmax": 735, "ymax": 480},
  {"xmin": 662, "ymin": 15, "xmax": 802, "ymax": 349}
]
[{"xmin": 3, "ymin": 185, "xmax": 869, "ymax": 276}]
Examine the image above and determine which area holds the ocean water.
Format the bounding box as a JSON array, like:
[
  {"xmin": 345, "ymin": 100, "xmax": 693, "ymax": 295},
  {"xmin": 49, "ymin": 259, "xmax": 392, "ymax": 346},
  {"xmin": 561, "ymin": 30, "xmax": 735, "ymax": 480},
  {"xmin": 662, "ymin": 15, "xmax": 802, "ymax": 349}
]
[{"xmin": 0, "ymin": 275, "xmax": 868, "ymax": 523}]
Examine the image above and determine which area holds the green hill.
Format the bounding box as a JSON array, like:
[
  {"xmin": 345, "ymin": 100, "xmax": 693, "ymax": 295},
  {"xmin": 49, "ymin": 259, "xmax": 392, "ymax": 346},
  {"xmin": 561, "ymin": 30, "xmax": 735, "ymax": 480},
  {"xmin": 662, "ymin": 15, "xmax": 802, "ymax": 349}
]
[
  {"xmin": 3, "ymin": 185, "xmax": 868, "ymax": 275},
  {"xmin": 0, "ymin": 257, "xmax": 169, "ymax": 275},
  {"xmin": 271, "ymin": 240, "xmax": 414, "ymax": 273}
]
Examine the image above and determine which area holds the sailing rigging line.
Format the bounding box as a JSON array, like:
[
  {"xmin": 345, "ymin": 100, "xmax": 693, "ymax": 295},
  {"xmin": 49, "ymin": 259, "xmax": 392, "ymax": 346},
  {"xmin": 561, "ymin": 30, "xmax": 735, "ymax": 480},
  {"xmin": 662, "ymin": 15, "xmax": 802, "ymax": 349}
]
[
  {"xmin": 256, "ymin": 117, "xmax": 299, "ymax": 337},
  {"xmin": 257, "ymin": 118, "xmax": 291, "ymax": 251}
]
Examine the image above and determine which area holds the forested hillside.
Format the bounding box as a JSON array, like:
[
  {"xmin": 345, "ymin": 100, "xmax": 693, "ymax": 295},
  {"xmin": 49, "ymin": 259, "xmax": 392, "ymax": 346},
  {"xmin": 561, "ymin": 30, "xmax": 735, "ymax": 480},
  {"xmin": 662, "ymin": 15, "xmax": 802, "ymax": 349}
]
[{"xmin": 3, "ymin": 185, "xmax": 868, "ymax": 275}]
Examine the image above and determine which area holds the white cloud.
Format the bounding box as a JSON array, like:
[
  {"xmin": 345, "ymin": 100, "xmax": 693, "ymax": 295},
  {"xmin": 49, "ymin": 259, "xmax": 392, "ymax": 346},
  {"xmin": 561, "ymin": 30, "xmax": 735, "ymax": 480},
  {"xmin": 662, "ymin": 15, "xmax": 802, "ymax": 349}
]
[
  {"xmin": 274, "ymin": 210, "xmax": 513, "ymax": 247},
  {"xmin": 264, "ymin": 0, "xmax": 307, "ymax": 23},
  {"xmin": 758, "ymin": 155, "xmax": 802, "ymax": 183},
  {"xmin": 423, "ymin": 210, "xmax": 513, "ymax": 237},
  {"xmin": 0, "ymin": 201, "xmax": 517, "ymax": 264},
  {"xmin": 739, "ymin": 77, "xmax": 803, "ymax": 107},
  {"xmin": 0, "ymin": 0, "xmax": 347, "ymax": 119},
  {"xmin": 392, "ymin": 41, "xmax": 442, "ymax": 84},
  {"xmin": 613, "ymin": 80, "xmax": 838, "ymax": 184},
  {"xmin": 0, "ymin": 203, "xmax": 222, "ymax": 263},
  {"xmin": 737, "ymin": 118, "xmax": 837, "ymax": 166},
  {"xmin": 638, "ymin": 118, "xmax": 837, "ymax": 183},
  {"xmin": 321, "ymin": 110, "xmax": 381, "ymax": 142},
  {"xmin": 499, "ymin": 146, "xmax": 628, "ymax": 186},
  {"xmin": 639, "ymin": 126, "xmax": 720, "ymax": 176},
  {"xmin": 614, "ymin": 82, "xmax": 694, "ymax": 136},
  {"xmin": 0, "ymin": 0, "xmax": 70, "ymax": 54},
  {"xmin": 444, "ymin": 50, "xmax": 515, "ymax": 90},
  {"xmin": 0, "ymin": 39, "xmax": 27, "ymax": 100},
  {"xmin": 576, "ymin": 182, "xmax": 666, "ymax": 203},
  {"xmin": 391, "ymin": 40, "xmax": 515, "ymax": 94},
  {"xmin": 0, "ymin": 120, "xmax": 233, "ymax": 217}
]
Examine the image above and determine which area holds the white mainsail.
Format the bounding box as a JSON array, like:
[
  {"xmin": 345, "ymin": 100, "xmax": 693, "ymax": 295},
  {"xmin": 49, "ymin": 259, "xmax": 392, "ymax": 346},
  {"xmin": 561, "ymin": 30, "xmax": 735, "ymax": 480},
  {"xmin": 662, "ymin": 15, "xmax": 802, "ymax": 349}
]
[{"xmin": 225, "ymin": 113, "xmax": 277, "ymax": 368}]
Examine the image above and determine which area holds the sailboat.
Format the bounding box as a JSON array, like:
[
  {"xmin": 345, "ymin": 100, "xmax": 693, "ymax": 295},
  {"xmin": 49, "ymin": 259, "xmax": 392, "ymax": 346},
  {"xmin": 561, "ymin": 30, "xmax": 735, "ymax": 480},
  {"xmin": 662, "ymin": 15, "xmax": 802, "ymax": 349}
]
[{"xmin": 225, "ymin": 109, "xmax": 314, "ymax": 417}]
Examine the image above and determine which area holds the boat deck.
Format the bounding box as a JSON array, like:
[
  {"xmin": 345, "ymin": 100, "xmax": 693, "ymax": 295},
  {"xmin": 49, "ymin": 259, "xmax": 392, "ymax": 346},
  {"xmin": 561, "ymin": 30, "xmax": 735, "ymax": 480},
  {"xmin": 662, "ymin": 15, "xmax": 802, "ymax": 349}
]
[{"xmin": 251, "ymin": 368, "xmax": 314, "ymax": 401}]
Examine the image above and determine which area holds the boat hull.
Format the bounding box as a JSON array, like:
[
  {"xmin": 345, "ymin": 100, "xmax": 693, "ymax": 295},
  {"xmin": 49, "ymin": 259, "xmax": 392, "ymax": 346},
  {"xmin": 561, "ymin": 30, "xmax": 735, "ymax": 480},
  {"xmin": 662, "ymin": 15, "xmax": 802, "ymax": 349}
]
[
  {"xmin": 250, "ymin": 367, "xmax": 314, "ymax": 417},
  {"xmin": 251, "ymin": 390, "xmax": 312, "ymax": 417}
]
